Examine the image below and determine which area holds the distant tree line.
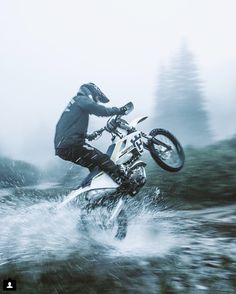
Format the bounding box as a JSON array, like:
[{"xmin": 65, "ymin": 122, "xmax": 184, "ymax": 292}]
[
  {"xmin": 0, "ymin": 156, "xmax": 40, "ymax": 188},
  {"xmin": 146, "ymin": 136, "xmax": 236, "ymax": 201}
]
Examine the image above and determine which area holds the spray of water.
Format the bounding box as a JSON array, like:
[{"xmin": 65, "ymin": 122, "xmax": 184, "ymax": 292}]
[{"xmin": 0, "ymin": 188, "xmax": 180, "ymax": 267}]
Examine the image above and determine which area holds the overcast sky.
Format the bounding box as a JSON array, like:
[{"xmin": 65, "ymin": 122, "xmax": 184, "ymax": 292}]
[{"xmin": 0, "ymin": 0, "xmax": 236, "ymax": 166}]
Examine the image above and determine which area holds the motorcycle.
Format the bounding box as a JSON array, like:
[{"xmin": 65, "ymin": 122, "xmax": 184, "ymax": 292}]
[{"xmin": 57, "ymin": 102, "xmax": 185, "ymax": 240}]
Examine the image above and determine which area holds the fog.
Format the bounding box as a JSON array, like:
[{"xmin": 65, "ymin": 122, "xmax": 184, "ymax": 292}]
[{"xmin": 0, "ymin": 0, "xmax": 236, "ymax": 166}]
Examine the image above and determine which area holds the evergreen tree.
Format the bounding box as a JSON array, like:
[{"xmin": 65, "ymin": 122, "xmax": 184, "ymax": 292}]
[{"xmin": 154, "ymin": 44, "xmax": 212, "ymax": 146}]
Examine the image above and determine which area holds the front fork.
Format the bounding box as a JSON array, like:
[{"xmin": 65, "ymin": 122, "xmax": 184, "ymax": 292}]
[{"xmin": 107, "ymin": 163, "xmax": 146, "ymax": 225}]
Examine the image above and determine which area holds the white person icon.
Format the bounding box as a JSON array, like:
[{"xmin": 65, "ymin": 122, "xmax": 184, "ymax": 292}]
[
  {"xmin": 7, "ymin": 282, "xmax": 13, "ymax": 289},
  {"xmin": 3, "ymin": 278, "xmax": 16, "ymax": 291}
]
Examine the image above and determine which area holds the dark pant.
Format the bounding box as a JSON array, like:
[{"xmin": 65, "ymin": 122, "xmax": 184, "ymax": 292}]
[{"xmin": 56, "ymin": 143, "xmax": 122, "ymax": 181}]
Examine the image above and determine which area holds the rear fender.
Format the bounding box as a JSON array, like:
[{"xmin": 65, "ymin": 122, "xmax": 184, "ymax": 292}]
[{"xmin": 58, "ymin": 173, "xmax": 118, "ymax": 209}]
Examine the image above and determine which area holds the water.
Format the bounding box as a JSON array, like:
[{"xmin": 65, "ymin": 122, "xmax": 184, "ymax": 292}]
[{"xmin": 0, "ymin": 187, "xmax": 235, "ymax": 293}]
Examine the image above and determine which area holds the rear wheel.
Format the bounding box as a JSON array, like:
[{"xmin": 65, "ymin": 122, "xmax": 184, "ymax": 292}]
[
  {"xmin": 81, "ymin": 204, "xmax": 128, "ymax": 240},
  {"xmin": 148, "ymin": 128, "xmax": 185, "ymax": 172}
]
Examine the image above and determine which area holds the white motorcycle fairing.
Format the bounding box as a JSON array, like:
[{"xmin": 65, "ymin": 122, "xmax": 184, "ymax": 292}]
[{"xmin": 58, "ymin": 124, "xmax": 145, "ymax": 210}]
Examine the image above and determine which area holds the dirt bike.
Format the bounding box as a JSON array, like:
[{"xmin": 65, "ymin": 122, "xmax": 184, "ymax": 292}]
[{"xmin": 57, "ymin": 102, "xmax": 185, "ymax": 240}]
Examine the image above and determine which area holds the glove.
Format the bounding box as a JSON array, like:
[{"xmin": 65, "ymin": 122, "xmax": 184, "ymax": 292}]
[
  {"xmin": 119, "ymin": 106, "xmax": 127, "ymax": 115},
  {"xmin": 86, "ymin": 131, "xmax": 98, "ymax": 141}
]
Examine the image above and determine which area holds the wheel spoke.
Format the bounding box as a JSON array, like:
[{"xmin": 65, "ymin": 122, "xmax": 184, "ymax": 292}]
[{"xmin": 153, "ymin": 134, "xmax": 182, "ymax": 168}]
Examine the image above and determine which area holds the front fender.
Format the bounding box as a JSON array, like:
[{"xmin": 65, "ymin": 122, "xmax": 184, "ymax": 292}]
[{"xmin": 130, "ymin": 116, "xmax": 148, "ymax": 128}]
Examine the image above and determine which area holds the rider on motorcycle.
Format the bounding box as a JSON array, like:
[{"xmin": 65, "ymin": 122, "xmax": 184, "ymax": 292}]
[{"xmin": 54, "ymin": 83, "xmax": 132, "ymax": 189}]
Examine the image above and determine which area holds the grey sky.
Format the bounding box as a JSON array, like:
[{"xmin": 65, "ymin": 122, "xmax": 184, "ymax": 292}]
[{"xmin": 0, "ymin": 0, "xmax": 236, "ymax": 165}]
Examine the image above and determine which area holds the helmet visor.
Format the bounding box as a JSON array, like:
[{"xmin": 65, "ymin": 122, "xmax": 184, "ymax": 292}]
[
  {"xmin": 82, "ymin": 83, "xmax": 110, "ymax": 103},
  {"xmin": 90, "ymin": 83, "xmax": 110, "ymax": 103},
  {"xmin": 98, "ymin": 94, "xmax": 109, "ymax": 103}
]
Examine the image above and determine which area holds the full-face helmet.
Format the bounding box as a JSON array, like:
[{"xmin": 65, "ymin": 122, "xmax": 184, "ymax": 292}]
[{"xmin": 78, "ymin": 83, "xmax": 109, "ymax": 103}]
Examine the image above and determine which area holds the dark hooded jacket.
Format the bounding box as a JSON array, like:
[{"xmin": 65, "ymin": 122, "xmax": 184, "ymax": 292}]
[{"xmin": 54, "ymin": 94, "xmax": 120, "ymax": 151}]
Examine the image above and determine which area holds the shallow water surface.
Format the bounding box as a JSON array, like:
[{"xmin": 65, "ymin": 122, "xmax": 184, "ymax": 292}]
[{"xmin": 0, "ymin": 187, "xmax": 235, "ymax": 293}]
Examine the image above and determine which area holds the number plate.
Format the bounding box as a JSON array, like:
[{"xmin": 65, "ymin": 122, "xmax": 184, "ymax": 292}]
[{"xmin": 130, "ymin": 133, "xmax": 144, "ymax": 154}]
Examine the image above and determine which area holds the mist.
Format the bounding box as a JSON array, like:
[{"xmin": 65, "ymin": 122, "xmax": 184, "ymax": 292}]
[{"xmin": 0, "ymin": 0, "xmax": 236, "ymax": 166}]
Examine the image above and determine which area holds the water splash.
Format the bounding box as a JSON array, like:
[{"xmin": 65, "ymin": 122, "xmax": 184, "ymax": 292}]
[
  {"xmin": 0, "ymin": 196, "xmax": 84, "ymax": 265},
  {"xmin": 0, "ymin": 188, "xmax": 178, "ymax": 266},
  {"xmin": 88, "ymin": 211, "xmax": 178, "ymax": 257},
  {"xmin": 1, "ymin": 187, "xmax": 236, "ymax": 293}
]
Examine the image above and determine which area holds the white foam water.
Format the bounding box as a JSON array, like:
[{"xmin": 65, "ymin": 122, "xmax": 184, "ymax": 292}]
[{"xmin": 0, "ymin": 192, "xmax": 179, "ymax": 265}]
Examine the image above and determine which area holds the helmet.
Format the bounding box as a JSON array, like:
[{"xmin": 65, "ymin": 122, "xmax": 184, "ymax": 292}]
[{"xmin": 78, "ymin": 83, "xmax": 110, "ymax": 103}]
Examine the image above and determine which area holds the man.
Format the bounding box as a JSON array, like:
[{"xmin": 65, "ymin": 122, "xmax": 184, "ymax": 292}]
[{"xmin": 54, "ymin": 83, "xmax": 131, "ymax": 189}]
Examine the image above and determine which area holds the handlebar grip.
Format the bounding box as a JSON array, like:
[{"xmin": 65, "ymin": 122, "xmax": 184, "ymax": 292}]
[{"xmin": 96, "ymin": 128, "xmax": 105, "ymax": 135}]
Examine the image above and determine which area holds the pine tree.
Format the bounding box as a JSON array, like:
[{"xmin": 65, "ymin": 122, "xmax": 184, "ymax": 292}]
[{"xmin": 154, "ymin": 44, "xmax": 212, "ymax": 146}]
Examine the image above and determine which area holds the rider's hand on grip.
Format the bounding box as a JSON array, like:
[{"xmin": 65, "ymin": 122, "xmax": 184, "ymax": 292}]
[
  {"xmin": 119, "ymin": 106, "xmax": 127, "ymax": 115},
  {"xmin": 87, "ymin": 131, "xmax": 98, "ymax": 141}
]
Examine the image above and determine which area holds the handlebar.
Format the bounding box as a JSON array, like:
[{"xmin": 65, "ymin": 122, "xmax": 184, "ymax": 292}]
[
  {"xmin": 88, "ymin": 124, "xmax": 150, "ymax": 143},
  {"xmin": 96, "ymin": 127, "xmax": 106, "ymax": 135}
]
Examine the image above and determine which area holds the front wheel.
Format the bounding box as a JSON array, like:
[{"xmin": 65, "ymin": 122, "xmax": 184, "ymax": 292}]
[{"xmin": 148, "ymin": 128, "xmax": 185, "ymax": 172}]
